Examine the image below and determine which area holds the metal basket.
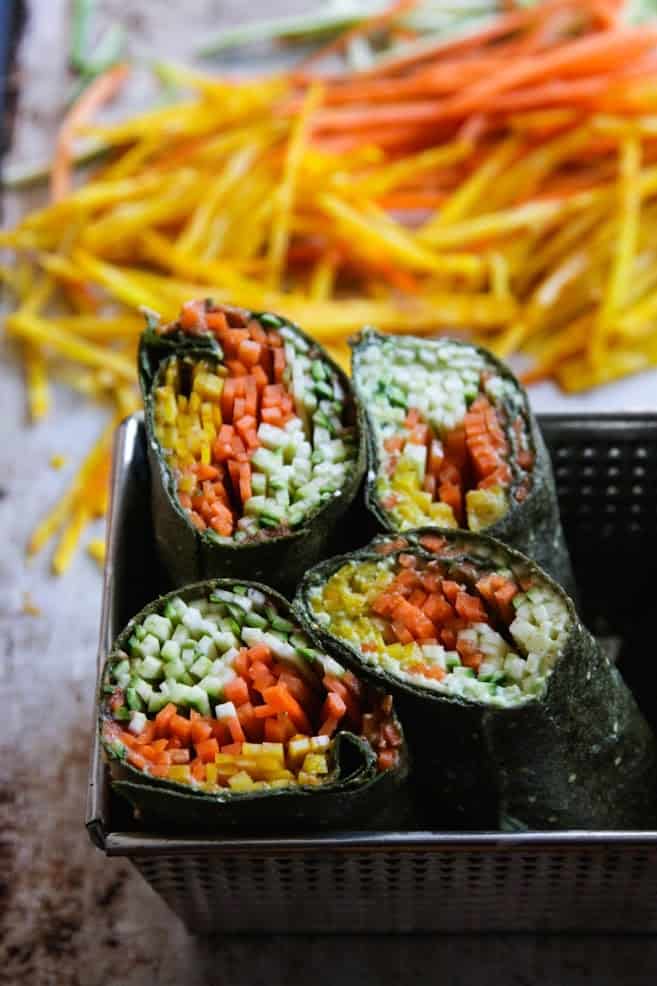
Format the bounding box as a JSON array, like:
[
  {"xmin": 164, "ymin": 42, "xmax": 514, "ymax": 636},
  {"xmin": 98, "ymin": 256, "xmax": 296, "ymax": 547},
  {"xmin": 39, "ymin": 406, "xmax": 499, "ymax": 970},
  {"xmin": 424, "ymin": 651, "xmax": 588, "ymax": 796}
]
[{"xmin": 86, "ymin": 412, "xmax": 657, "ymax": 934}]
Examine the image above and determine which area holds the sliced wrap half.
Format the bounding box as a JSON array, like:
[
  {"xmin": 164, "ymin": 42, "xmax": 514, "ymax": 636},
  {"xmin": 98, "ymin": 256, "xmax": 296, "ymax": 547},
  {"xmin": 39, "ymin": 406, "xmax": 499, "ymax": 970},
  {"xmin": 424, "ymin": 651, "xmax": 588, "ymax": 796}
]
[
  {"xmin": 100, "ymin": 579, "xmax": 408, "ymax": 830},
  {"xmin": 295, "ymin": 529, "xmax": 657, "ymax": 830},
  {"xmin": 352, "ymin": 329, "xmax": 575, "ymax": 594},
  {"xmin": 139, "ymin": 301, "xmax": 366, "ymax": 592}
]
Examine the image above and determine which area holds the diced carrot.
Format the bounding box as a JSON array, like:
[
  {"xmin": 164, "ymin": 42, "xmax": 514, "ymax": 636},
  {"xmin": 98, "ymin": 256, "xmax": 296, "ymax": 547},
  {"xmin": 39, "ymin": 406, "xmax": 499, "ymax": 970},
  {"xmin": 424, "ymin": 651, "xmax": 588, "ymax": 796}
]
[
  {"xmin": 398, "ymin": 553, "xmax": 417, "ymax": 569},
  {"xmin": 209, "ymin": 503, "xmax": 234, "ymax": 536},
  {"xmin": 170, "ymin": 748, "xmax": 191, "ymax": 765},
  {"xmin": 211, "ymin": 719, "xmax": 231, "ymax": 744},
  {"xmin": 268, "ymin": 331, "xmax": 283, "ymax": 348},
  {"xmin": 227, "ymin": 360, "xmax": 248, "ymax": 378},
  {"xmin": 233, "ymin": 649, "xmax": 250, "ymax": 677},
  {"xmin": 247, "ymin": 643, "xmax": 272, "ymax": 665},
  {"xmin": 247, "ymin": 320, "xmax": 268, "ymax": 345},
  {"xmin": 405, "ymin": 408, "xmax": 420, "ymax": 428},
  {"xmin": 439, "ymin": 481, "xmax": 462, "ymax": 523},
  {"xmin": 423, "ymin": 593, "xmax": 454, "ymax": 624},
  {"xmin": 195, "ymin": 737, "xmax": 220, "ymax": 763},
  {"xmin": 382, "ymin": 722, "xmax": 402, "ymax": 748},
  {"xmin": 237, "ymin": 701, "xmax": 263, "ymax": 741},
  {"xmin": 233, "ymin": 397, "xmax": 246, "ymax": 421},
  {"xmin": 206, "ymin": 310, "xmax": 228, "ymax": 334},
  {"xmin": 441, "ymin": 627, "xmax": 457, "ymax": 649},
  {"xmin": 262, "ymin": 684, "xmax": 312, "ymax": 734},
  {"xmin": 127, "ymin": 749, "xmax": 148, "ymax": 769},
  {"xmin": 441, "ymin": 580, "xmax": 461, "ymax": 604},
  {"xmin": 238, "ymin": 338, "xmax": 262, "ymax": 367},
  {"xmin": 225, "ymin": 676, "xmax": 250, "ymax": 707},
  {"xmin": 221, "ymin": 380, "xmax": 237, "ymax": 422},
  {"xmin": 196, "ymin": 463, "xmax": 219, "ymax": 481},
  {"xmin": 408, "ymin": 588, "xmax": 427, "ymax": 608},
  {"xmin": 273, "ymin": 347, "xmax": 286, "ymax": 382},
  {"xmin": 119, "ymin": 730, "xmax": 138, "ymax": 750},
  {"xmin": 254, "ymin": 703, "xmax": 277, "ymax": 719},
  {"xmin": 323, "ymin": 691, "xmax": 347, "ymax": 720},
  {"xmin": 419, "ymin": 534, "xmax": 446, "ymax": 554},
  {"xmin": 227, "ymin": 715, "xmax": 246, "ymax": 743},
  {"xmin": 318, "ymin": 716, "xmax": 339, "ymax": 737},
  {"xmin": 384, "ymin": 435, "xmax": 404, "ymax": 453},
  {"xmin": 391, "ymin": 620, "xmax": 413, "ymax": 644},
  {"xmin": 169, "ymin": 714, "xmax": 192, "ymax": 745},
  {"xmin": 154, "ymin": 702, "xmax": 177, "ymax": 738},
  {"xmin": 180, "ymin": 300, "xmax": 203, "ymax": 330},
  {"xmin": 239, "ymin": 462, "xmax": 252, "ymax": 503},
  {"xmin": 133, "ymin": 721, "xmax": 156, "ymax": 745},
  {"xmin": 243, "ymin": 376, "xmax": 258, "ymax": 416},
  {"xmin": 378, "ymin": 749, "xmax": 398, "ymax": 770},
  {"xmin": 221, "ymin": 742, "xmax": 243, "ymax": 755},
  {"xmin": 148, "ymin": 764, "xmax": 171, "ymax": 778},
  {"xmin": 190, "ymin": 758, "xmax": 206, "ymax": 782},
  {"xmin": 252, "ymin": 365, "xmax": 269, "ymax": 393},
  {"xmin": 264, "ymin": 715, "xmax": 295, "ymax": 743},
  {"xmin": 166, "ymin": 735, "xmax": 182, "ymax": 750},
  {"xmin": 261, "ymin": 406, "xmax": 283, "ymax": 426},
  {"xmin": 455, "ymin": 591, "xmax": 489, "ymax": 623},
  {"xmin": 190, "ymin": 719, "xmax": 213, "ymax": 745}
]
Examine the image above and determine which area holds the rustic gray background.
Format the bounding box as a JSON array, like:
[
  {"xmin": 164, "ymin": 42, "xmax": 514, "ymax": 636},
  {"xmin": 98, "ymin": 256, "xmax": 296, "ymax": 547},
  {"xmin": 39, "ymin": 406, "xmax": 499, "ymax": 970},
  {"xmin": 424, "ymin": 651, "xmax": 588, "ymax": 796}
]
[{"xmin": 2, "ymin": 3, "xmax": 657, "ymax": 984}]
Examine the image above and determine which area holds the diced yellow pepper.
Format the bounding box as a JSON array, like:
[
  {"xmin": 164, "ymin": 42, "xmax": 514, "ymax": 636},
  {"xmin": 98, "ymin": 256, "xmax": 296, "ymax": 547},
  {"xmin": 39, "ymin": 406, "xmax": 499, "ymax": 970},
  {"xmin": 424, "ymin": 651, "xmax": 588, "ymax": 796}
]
[
  {"xmin": 205, "ymin": 763, "xmax": 218, "ymax": 785},
  {"xmin": 301, "ymin": 754, "xmax": 329, "ymax": 776},
  {"xmin": 466, "ymin": 485, "xmax": 508, "ymax": 532},
  {"xmin": 195, "ymin": 372, "xmax": 224, "ymax": 401},
  {"xmin": 228, "ymin": 770, "xmax": 256, "ymax": 791},
  {"xmin": 168, "ymin": 765, "xmax": 192, "ymax": 783}
]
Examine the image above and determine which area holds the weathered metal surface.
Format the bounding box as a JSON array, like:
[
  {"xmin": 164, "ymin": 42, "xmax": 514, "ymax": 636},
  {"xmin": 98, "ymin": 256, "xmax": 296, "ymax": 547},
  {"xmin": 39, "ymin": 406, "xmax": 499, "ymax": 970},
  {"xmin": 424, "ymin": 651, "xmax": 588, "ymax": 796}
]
[{"xmin": 2, "ymin": 2, "xmax": 657, "ymax": 983}]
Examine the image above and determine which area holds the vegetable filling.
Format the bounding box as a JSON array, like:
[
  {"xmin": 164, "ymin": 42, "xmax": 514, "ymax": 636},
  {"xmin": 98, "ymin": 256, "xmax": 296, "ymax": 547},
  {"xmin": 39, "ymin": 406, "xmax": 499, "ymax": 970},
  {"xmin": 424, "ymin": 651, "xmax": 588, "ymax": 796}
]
[
  {"xmin": 309, "ymin": 534, "xmax": 569, "ymax": 708},
  {"xmin": 102, "ymin": 586, "xmax": 400, "ymax": 793},
  {"xmin": 355, "ymin": 335, "xmax": 534, "ymax": 532},
  {"xmin": 153, "ymin": 301, "xmax": 358, "ymax": 541}
]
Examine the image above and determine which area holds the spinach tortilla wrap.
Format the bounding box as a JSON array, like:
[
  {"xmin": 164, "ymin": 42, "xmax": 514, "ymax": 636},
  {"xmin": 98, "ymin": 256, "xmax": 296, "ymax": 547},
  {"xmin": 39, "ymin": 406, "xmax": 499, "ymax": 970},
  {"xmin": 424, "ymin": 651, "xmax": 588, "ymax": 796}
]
[
  {"xmin": 295, "ymin": 529, "xmax": 657, "ymax": 830},
  {"xmin": 139, "ymin": 300, "xmax": 366, "ymax": 593},
  {"xmin": 352, "ymin": 329, "xmax": 575, "ymax": 595},
  {"xmin": 99, "ymin": 579, "xmax": 409, "ymax": 830}
]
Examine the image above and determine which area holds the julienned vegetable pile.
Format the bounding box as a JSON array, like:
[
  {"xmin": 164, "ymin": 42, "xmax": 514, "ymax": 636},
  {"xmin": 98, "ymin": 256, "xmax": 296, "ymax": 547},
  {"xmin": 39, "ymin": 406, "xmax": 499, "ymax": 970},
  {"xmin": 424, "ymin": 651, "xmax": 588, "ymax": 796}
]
[
  {"xmin": 100, "ymin": 580, "xmax": 409, "ymax": 829},
  {"xmin": 6, "ymin": 0, "xmax": 657, "ymax": 576}
]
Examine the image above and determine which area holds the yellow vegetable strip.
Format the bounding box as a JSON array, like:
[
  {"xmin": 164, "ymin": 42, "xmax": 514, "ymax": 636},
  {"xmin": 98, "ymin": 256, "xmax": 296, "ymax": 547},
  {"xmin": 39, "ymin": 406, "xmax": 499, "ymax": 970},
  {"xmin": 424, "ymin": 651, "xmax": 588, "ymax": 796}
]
[
  {"xmin": 319, "ymin": 193, "xmax": 484, "ymax": 276},
  {"xmin": 28, "ymin": 418, "xmax": 115, "ymax": 555},
  {"xmin": 51, "ymin": 506, "xmax": 91, "ymax": 575},
  {"xmin": 267, "ymin": 82, "xmax": 323, "ymax": 288},
  {"xmin": 87, "ymin": 539, "xmax": 106, "ymax": 566},
  {"xmin": 6, "ymin": 311, "xmax": 135, "ymax": 381},
  {"xmin": 422, "ymin": 137, "xmax": 520, "ymax": 232},
  {"xmin": 590, "ymin": 136, "xmax": 642, "ymax": 367}
]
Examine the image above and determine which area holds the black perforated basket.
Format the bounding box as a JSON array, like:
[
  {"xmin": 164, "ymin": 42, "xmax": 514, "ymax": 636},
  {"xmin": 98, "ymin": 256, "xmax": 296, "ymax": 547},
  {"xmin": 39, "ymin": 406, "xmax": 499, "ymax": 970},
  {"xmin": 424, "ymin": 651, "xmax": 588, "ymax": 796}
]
[{"xmin": 86, "ymin": 412, "xmax": 657, "ymax": 934}]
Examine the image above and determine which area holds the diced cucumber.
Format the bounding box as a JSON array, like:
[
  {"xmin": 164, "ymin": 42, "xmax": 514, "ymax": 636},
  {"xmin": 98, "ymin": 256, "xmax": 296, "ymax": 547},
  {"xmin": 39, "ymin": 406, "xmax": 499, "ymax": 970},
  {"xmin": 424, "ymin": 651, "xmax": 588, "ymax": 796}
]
[
  {"xmin": 243, "ymin": 610, "xmax": 268, "ymax": 629},
  {"xmin": 172, "ymin": 624, "xmax": 191, "ymax": 644},
  {"xmin": 148, "ymin": 690, "xmax": 171, "ymax": 714},
  {"xmin": 251, "ymin": 472, "xmax": 267, "ymax": 495},
  {"xmin": 215, "ymin": 700, "xmax": 237, "ymax": 720},
  {"xmin": 161, "ymin": 639, "xmax": 181, "ymax": 662},
  {"xmin": 265, "ymin": 607, "xmax": 295, "ymax": 634},
  {"xmin": 135, "ymin": 678, "xmax": 153, "ymax": 703},
  {"xmin": 139, "ymin": 634, "xmax": 161, "ymax": 658},
  {"xmin": 210, "ymin": 589, "xmax": 252, "ymax": 611},
  {"xmin": 134, "ymin": 625, "xmax": 147, "ymax": 641},
  {"xmin": 142, "ymin": 614, "xmax": 173, "ymax": 642},
  {"xmin": 128, "ymin": 710, "xmax": 147, "ymax": 735},
  {"xmin": 197, "ymin": 675, "xmax": 225, "ymax": 699},
  {"xmin": 259, "ymin": 312, "xmax": 282, "ymax": 327},
  {"xmin": 190, "ymin": 655, "xmax": 213, "ymax": 680},
  {"xmin": 126, "ymin": 686, "xmax": 144, "ymax": 712},
  {"xmin": 163, "ymin": 657, "xmax": 186, "ymax": 681},
  {"xmin": 445, "ymin": 654, "xmax": 461, "ymax": 670},
  {"xmin": 196, "ymin": 635, "xmax": 217, "ymax": 660},
  {"xmin": 213, "ymin": 629, "xmax": 239, "ymax": 651},
  {"xmin": 181, "ymin": 643, "xmax": 198, "ymax": 667},
  {"xmin": 138, "ymin": 655, "xmax": 163, "ymax": 681}
]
